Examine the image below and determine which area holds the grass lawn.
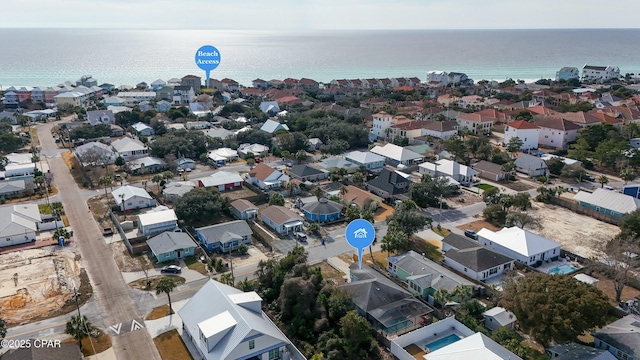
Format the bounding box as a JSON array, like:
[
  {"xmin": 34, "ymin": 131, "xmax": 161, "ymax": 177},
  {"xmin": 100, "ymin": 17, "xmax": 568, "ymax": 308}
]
[
  {"xmin": 362, "ymin": 250, "xmax": 390, "ymax": 268},
  {"xmin": 318, "ymin": 262, "xmax": 347, "ymax": 285},
  {"xmin": 409, "ymin": 237, "xmax": 443, "ymax": 262},
  {"xmin": 146, "ymin": 304, "xmax": 171, "ymax": 320},
  {"xmin": 154, "ymin": 329, "xmax": 193, "ymax": 360},
  {"xmin": 432, "ymin": 226, "xmax": 451, "ymax": 237},
  {"xmin": 474, "ymin": 183, "xmax": 496, "ymax": 191},
  {"xmin": 128, "ymin": 275, "xmax": 186, "ymax": 291},
  {"xmin": 183, "ymin": 256, "xmax": 208, "ymax": 275},
  {"xmin": 78, "ymin": 330, "xmax": 112, "ymax": 357},
  {"xmin": 29, "ymin": 128, "xmax": 39, "ymax": 146}
]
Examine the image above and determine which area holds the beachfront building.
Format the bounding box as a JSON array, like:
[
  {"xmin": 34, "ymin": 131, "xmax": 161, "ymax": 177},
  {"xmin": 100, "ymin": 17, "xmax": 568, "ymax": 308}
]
[
  {"xmin": 581, "ymin": 65, "xmax": 620, "ymax": 83},
  {"xmin": 556, "ymin": 67, "xmax": 580, "ymax": 81}
]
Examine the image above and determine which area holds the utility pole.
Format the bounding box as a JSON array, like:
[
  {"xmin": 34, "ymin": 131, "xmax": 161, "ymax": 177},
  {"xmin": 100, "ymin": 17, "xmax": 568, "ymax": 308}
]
[{"xmin": 73, "ymin": 287, "xmax": 81, "ymax": 318}]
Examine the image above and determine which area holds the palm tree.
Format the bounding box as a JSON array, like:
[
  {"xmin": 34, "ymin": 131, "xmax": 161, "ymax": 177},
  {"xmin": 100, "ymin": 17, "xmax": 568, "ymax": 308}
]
[
  {"xmin": 286, "ymin": 182, "xmax": 298, "ymax": 197},
  {"xmin": 98, "ymin": 175, "xmax": 112, "ymax": 201},
  {"xmin": 295, "ymin": 150, "xmax": 307, "ymax": 164},
  {"xmin": 597, "ymin": 175, "xmax": 609, "ymax": 188},
  {"xmin": 220, "ymin": 273, "xmax": 235, "ymax": 286},
  {"xmin": 433, "ymin": 288, "xmax": 450, "ymax": 309},
  {"xmin": 65, "ymin": 315, "xmax": 94, "ymax": 349},
  {"xmin": 313, "ymin": 186, "xmax": 323, "ymax": 198},
  {"xmin": 501, "ymin": 162, "xmax": 516, "ymax": 182},
  {"xmin": 156, "ymin": 277, "xmax": 177, "ymax": 315},
  {"xmin": 620, "ymin": 167, "xmax": 636, "ymax": 185},
  {"xmin": 452, "ymin": 285, "xmax": 473, "ymax": 302},
  {"xmin": 352, "ymin": 172, "xmax": 364, "ymax": 186},
  {"xmin": 339, "ymin": 185, "xmax": 348, "ymax": 198},
  {"xmin": 152, "ymin": 174, "xmax": 164, "ymax": 194},
  {"xmin": 337, "ymin": 168, "xmax": 348, "ymax": 180}
]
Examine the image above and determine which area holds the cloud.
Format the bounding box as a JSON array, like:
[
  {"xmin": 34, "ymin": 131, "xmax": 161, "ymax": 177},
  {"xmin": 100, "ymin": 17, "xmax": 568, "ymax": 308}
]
[{"xmin": 3, "ymin": 0, "xmax": 640, "ymax": 29}]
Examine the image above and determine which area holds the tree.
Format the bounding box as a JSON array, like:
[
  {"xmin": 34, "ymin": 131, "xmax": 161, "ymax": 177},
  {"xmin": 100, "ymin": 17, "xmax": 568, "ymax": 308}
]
[
  {"xmin": 506, "ymin": 211, "xmax": 541, "ymax": 229},
  {"xmin": 237, "ymin": 243, "xmax": 249, "ymax": 255},
  {"xmin": 452, "ymin": 285, "xmax": 473, "ymax": 302},
  {"xmin": 482, "ymin": 187, "xmax": 501, "ymax": 204},
  {"xmin": 156, "ymin": 277, "xmax": 177, "ymax": 315},
  {"xmin": 295, "ymin": 149, "xmax": 307, "ymax": 164},
  {"xmin": 313, "ymin": 185, "xmax": 323, "ymax": 198},
  {"xmin": 561, "ymin": 164, "xmax": 587, "ymax": 181},
  {"xmin": 386, "ymin": 200, "xmax": 431, "ymax": 235},
  {"xmin": 483, "ymin": 204, "xmax": 507, "ymax": 226},
  {"xmin": 65, "ymin": 315, "xmax": 95, "ymax": 349},
  {"xmin": 443, "ymin": 135, "xmax": 467, "ymax": 162},
  {"xmin": 500, "ymin": 273, "xmax": 610, "ymax": 346},
  {"xmin": 174, "ymin": 187, "xmax": 229, "ymax": 225},
  {"xmin": 339, "ymin": 185, "xmax": 348, "ymax": 198},
  {"xmin": 220, "ymin": 273, "xmax": 235, "ymax": 286},
  {"xmin": 351, "ymin": 171, "xmax": 365, "ymax": 186},
  {"xmin": 410, "ymin": 175, "xmax": 458, "ymax": 208},
  {"xmin": 98, "ymin": 175, "xmax": 112, "ymax": 200},
  {"xmin": 269, "ymin": 192, "xmax": 285, "ymax": 206},
  {"xmin": 619, "ymin": 209, "xmax": 640, "ymax": 239},
  {"xmin": 345, "ymin": 206, "xmax": 361, "ymax": 222},
  {"xmin": 380, "ymin": 227, "xmax": 408, "ymax": 255},
  {"xmin": 620, "ymin": 167, "xmax": 636, "ymax": 184},
  {"xmin": 433, "ymin": 288, "xmax": 450, "ymax": 308},
  {"xmin": 505, "ymin": 137, "xmax": 523, "ymax": 157},
  {"xmin": 114, "ymin": 156, "xmax": 125, "ymax": 170},
  {"xmin": 546, "ymin": 157, "xmax": 565, "ymax": 176},
  {"xmin": 246, "ymin": 158, "xmax": 255, "ymax": 168},
  {"xmin": 339, "ymin": 311, "xmax": 378, "ymax": 359},
  {"xmin": 151, "ymin": 174, "xmax": 163, "ymax": 194},
  {"xmin": 595, "ymin": 236, "xmax": 639, "ymax": 302},
  {"xmin": 597, "ymin": 175, "xmax": 609, "ymax": 188}
]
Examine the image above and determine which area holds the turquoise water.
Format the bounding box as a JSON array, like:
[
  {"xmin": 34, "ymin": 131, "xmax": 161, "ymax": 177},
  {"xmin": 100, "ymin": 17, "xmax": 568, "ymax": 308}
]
[
  {"xmin": 2, "ymin": 29, "xmax": 640, "ymax": 87},
  {"xmin": 425, "ymin": 334, "xmax": 461, "ymax": 352},
  {"xmin": 548, "ymin": 265, "xmax": 578, "ymax": 275},
  {"xmin": 382, "ymin": 317, "xmax": 413, "ymax": 334}
]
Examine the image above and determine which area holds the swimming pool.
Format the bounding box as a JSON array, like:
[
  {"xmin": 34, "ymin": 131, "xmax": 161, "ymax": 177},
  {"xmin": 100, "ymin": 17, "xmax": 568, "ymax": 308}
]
[
  {"xmin": 424, "ymin": 334, "xmax": 461, "ymax": 352},
  {"xmin": 548, "ymin": 264, "xmax": 578, "ymax": 275},
  {"xmin": 381, "ymin": 317, "xmax": 413, "ymax": 334}
]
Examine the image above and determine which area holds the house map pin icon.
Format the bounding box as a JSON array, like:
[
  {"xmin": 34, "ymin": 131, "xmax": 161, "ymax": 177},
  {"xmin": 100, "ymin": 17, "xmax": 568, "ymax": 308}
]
[{"xmin": 345, "ymin": 219, "xmax": 376, "ymax": 270}]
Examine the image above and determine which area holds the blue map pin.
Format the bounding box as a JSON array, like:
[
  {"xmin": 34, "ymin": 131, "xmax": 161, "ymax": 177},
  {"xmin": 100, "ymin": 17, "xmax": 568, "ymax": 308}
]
[
  {"xmin": 345, "ymin": 219, "xmax": 376, "ymax": 269},
  {"xmin": 195, "ymin": 45, "xmax": 221, "ymax": 86}
]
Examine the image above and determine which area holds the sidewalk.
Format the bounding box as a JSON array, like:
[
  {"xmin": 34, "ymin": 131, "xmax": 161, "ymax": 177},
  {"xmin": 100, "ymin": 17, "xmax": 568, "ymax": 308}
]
[
  {"xmin": 120, "ymin": 260, "xmax": 207, "ymax": 284},
  {"xmin": 327, "ymin": 257, "xmax": 351, "ymax": 283}
]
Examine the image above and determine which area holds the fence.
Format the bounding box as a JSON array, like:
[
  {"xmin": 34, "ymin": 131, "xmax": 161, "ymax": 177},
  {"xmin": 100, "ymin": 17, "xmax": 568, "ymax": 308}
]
[
  {"xmin": 249, "ymin": 221, "xmax": 274, "ymax": 252},
  {"xmin": 242, "ymin": 181, "xmax": 268, "ymax": 204},
  {"xmin": 550, "ymin": 197, "xmax": 620, "ymax": 225},
  {"xmin": 110, "ymin": 209, "xmax": 133, "ymax": 254}
]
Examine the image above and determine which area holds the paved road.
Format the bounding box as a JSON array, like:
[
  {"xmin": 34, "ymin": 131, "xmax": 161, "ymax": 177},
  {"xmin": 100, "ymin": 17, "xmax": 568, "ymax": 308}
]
[{"xmin": 37, "ymin": 121, "xmax": 161, "ymax": 360}]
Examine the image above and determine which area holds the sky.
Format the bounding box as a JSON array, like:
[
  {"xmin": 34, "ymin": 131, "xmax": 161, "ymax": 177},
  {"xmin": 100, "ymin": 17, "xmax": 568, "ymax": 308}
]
[{"xmin": 3, "ymin": 0, "xmax": 639, "ymax": 30}]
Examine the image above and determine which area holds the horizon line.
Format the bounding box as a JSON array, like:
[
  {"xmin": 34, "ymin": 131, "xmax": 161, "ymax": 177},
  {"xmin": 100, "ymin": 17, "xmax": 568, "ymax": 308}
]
[{"xmin": 1, "ymin": 27, "xmax": 639, "ymax": 31}]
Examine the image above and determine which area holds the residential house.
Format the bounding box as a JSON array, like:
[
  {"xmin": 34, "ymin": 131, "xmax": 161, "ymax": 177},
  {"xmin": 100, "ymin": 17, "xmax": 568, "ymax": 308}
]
[
  {"xmin": 252, "ymin": 78, "xmax": 268, "ymax": 89},
  {"xmin": 503, "ymin": 120, "xmax": 539, "ymax": 150},
  {"xmin": 307, "ymin": 138, "xmax": 323, "ymax": 151},
  {"xmin": 230, "ymin": 199, "xmax": 258, "ymax": 220},
  {"xmin": 477, "ymin": 226, "xmax": 562, "ymax": 266},
  {"xmin": 534, "ymin": 115, "xmax": 581, "ymax": 149},
  {"xmin": 344, "ymin": 151, "xmax": 385, "ymax": 170},
  {"xmin": 185, "ymin": 121, "xmax": 212, "ymax": 130},
  {"xmin": 204, "ymin": 127, "xmax": 235, "ymax": 140},
  {"xmin": 261, "ymin": 205, "xmax": 303, "ymax": 235},
  {"xmin": 343, "ymin": 185, "xmax": 382, "ymax": 210},
  {"xmin": 0, "ymin": 204, "xmax": 42, "ymax": 247},
  {"xmin": 593, "ymin": 315, "xmax": 640, "ymax": 360},
  {"xmin": 176, "ymin": 158, "xmax": 196, "ymax": 171},
  {"xmin": 0, "ymin": 179, "xmax": 28, "ymax": 199},
  {"xmin": 111, "ymin": 137, "xmax": 148, "ymax": 159},
  {"xmin": 259, "ymin": 101, "xmax": 281, "ymax": 114},
  {"xmin": 173, "ymin": 85, "xmax": 196, "ymax": 104},
  {"xmin": 419, "ymin": 159, "xmax": 478, "ymax": 186},
  {"xmin": 427, "ymin": 70, "xmax": 449, "ymax": 85},
  {"xmin": 150, "ymin": 79, "xmax": 166, "ymax": 91},
  {"xmin": 340, "ymin": 263, "xmax": 434, "ymax": 336},
  {"xmin": 127, "ymin": 156, "xmax": 166, "ymax": 174},
  {"xmin": 246, "ymin": 163, "xmax": 289, "ymax": 190},
  {"xmin": 514, "ymin": 153, "xmax": 548, "ymax": 177},
  {"xmin": 419, "ymin": 120, "xmax": 459, "ymax": 140},
  {"xmin": 86, "ymin": 110, "xmax": 115, "ymax": 126},
  {"xmin": 196, "ymin": 171, "xmax": 243, "ymax": 191},
  {"xmin": 146, "ymin": 231, "xmax": 195, "ymax": 263},
  {"xmin": 74, "ymin": 141, "xmax": 116, "ymax": 166},
  {"xmin": 54, "ymin": 91, "xmax": 86, "ymax": 107},
  {"xmin": 117, "ymin": 91, "xmax": 157, "ymax": 102},
  {"xmin": 195, "ymin": 220, "xmax": 252, "ymax": 252},
  {"xmin": 573, "ymin": 188, "xmax": 640, "ymax": 219},
  {"xmin": 112, "ymin": 185, "xmax": 156, "ymax": 211},
  {"xmin": 110, "ymin": 124, "xmax": 125, "ymax": 137},
  {"xmin": 556, "ymin": 67, "xmax": 580, "ymax": 81},
  {"xmin": 456, "ymin": 113, "xmax": 494, "ymax": 135},
  {"xmin": 162, "ymin": 181, "xmax": 195, "ymax": 203},
  {"xmin": 370, "ymin": 143, "xmax": 424, "ymax": 167},
  {"xmin": 316, "ymin": 156, "xmax": 359, "ymax": 173},
  {"xmin": 180, "ymin": 75, "xmax": 201, "ymax": 93},
  {"xmin": 472, "ymin": 160, "xmax": 506, "ymax": 182},
  {"xmin": 387, "ymin": 250, "xmax": 475, "ymax": 302},
  {"xmin": 391, "ymin": 317, "xmax": 523, "ymax": 360},
  {"xmin": 295, "ymin": 196, "xmax": 318, "ymax": 210},
  {"xmin": 442, "ymin": 233, "xmax": 515, "ymax": 281},
  {"xmin": 237, "ymin": 143, "xmax": 269, "ymax": 158},
  {"xmin": 288, "ymin": 165, "xmax": 329, "ymax": 182},
  {"xmin": 155, "ymin": 100, "xmax": 171, "ymax": 112},
  {"xmin": 581, "ymin": 65, "xmax": 620, "ymax": 83},
  {"xmin": 366, "ymin": 169, "xmax": 410, "ymax": 200},
  {"xmin": 259, "ymin": 119, "xmax": 288, "ymax": 133},
  {"xmin": 548, "ymin": 343, "xmax": 616, "ymax": 360},
  {"xmin": 482, "ymin": 307, "xmax": 517, "ymax": 333},
  {"xmin": 207, "ymin": 148, "xmax": 238, "ymax": 167},
  {"xmin": 131, "ymin": 122, "xmax": 154, "ymax": 136},
  {"xmin": 302, "ymin": 198, "xmax": 342, "ymax": 223},
  {"xmin": 2, "ymin": 90, "xmax": 19, "ymax": 106},
  {"xmin": 448, "ymin": 72, "xmax": 472, "ymax": 85},
  {"xmin": 137, "ymin": 208, "xmax": 178, "ymax": 236},
  {"xmin": 178, "ymin": 280, "xmax": 305, "ymax": 360},
  {"xmin": 371, "ymin": 112, "xmax": 410, "ymax": 139},
  {"xmin": 102, "ymin": 96, "xmax": 126, "ymax": 107},
  {"xmin": 561, "ymin": 111, "xmax": 602, "ymax": 127},
  {"xmin": 388, "ymin": 121, "xmax": 429, "ymax": 144}
]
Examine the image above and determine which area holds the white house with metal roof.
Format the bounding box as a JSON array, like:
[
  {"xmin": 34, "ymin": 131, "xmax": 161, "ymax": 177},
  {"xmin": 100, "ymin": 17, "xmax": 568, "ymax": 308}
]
[
  {"xmin": 137, "ymin": 208, "xmax": 178, "ymax": 236},
  {"xmin": 419, "ymin": 159, "xmax": 478, "ymax": 186},
  {"xmin": 370, "ymin": 143, "xmax": 424, "ymax": 167},
  {"xmin": 111, "ymin": 137, "xmax": 148, "ymax": 159},
  {"xmin": 131, "ymin": 122, "xmax": 154, "ymax": 136},
  {"xmin": 179, "ymin": 280, "xmax": 305, "ymax": 360},
  {"xmin": 0, "ymin": 204, "xmax": 42, "ymax": 247},
  {"xmin": 482, "ymin": 307, "xmax": 516, "ymax": 333},
  {"xmin": 195, "ymin": 171, "xmax": 243, "ymax": 191},
  {"xmin": 112, "ymin": 185, "xmax": 156, "ymax": 211},
  {"xmin": 259, "ymin": 119, "xmax": 289, "ymax": 133},
  {"xmin": 477, "ymin": 226, "xmax": 561, "ymax": 266},
  {"xmin": 344, "ymin": 150, "xmax": 386, "ymax": 170}
]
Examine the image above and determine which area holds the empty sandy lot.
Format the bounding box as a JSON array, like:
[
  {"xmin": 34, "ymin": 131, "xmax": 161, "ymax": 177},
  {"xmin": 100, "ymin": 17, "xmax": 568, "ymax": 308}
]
[{"xmin": 528, "ymin": 202, "xmax": 620, "ymax": 259}]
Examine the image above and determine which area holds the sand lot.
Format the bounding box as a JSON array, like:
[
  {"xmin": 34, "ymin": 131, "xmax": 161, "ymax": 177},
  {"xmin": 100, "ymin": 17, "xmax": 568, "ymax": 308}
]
[
  {"xmin": 0, "ymin": 248, "xmax": 81, "ymax": 325},
  {"xmin": 528, "ymin": 202, "xmax": 620, "ymax": 259}
]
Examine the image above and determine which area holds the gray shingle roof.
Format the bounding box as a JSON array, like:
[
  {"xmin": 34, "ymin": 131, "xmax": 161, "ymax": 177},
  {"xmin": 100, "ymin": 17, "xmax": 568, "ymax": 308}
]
[
  {"xmin": 367, "ymin": 169, "xmax": 409, "ymax": 195},
  {"xmin": 289, "ymin": 164, "xmax": 325, "ymax": 178},
  {"xmin": 195, "ymin": 220, "xmax": 252, "ymax": 245},
  {"xmin": 442, "ymin": 233, "xmax": 479, "ymax": 250},
  {"xmin": 302, "ymin": 198, "xmax": 342, "ymax": 215},
  {"xmin": 593, "ymin": 315, "xmax": 640, "ymax": 358},
  {"xmin": 445, "ymin": 247, "xmax": 513, "ymax": 272},
  {"xmin": 146, "ymin": 232, "xmax": 196, "ymax": 256},
  {"xmin": 388, "ymin": 250, "xmax": 475, "ymax": 292}
]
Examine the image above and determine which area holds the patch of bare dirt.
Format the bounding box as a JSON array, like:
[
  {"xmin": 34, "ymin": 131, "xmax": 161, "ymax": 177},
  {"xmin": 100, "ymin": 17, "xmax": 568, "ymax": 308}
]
[{"xmin": 111, "ymin": 241, "xmax": 147, "ymax": 272}]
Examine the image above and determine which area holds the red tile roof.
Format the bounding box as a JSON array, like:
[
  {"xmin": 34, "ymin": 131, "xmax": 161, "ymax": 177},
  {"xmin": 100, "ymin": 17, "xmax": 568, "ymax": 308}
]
[
  {"xmin": 560, "ymin": 111, "xmax": 601, "ymax": 125},
  {"xmin": 393, "ymin": 86, "xmax": 414, "ymax": 91},
  {"xmin": 527, "ymin": 105, "xmax": 558, "ymax": 115},
  {"xmin": 506, "ymin": 120, "xmax": 539, "ymax": 130},
  {"xmin": 590, "ymin": 111, "xmax": 622, "ymax": 124},
  {"xmin": 457, "ymin": 113, "xmax": 495, "ymax": 123},
  {"xmin": 475, "ymin": 108, "xmax": 509, "ymax": 120},
  {"xmin": 299, "ymin": 78, "xmax": 318, "ymax": 85},
  {"xmin": 533, "ymin": 116, "xmax": 582, "ymax": 131}
]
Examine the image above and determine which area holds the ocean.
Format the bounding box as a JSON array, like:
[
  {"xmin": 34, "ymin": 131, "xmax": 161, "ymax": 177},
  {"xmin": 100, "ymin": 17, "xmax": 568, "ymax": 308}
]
[{"xmin": 1, "ymin": 28, "xmax": 639, "ymax": 88}]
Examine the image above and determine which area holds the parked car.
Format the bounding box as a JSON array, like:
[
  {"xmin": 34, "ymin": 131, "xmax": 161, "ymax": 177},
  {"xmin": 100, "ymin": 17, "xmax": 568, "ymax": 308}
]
[
  {"xmin": 294, "ymin": 232, "xmax": 307, "ymax": 242},
  {"xmin": 464, "ymin": 230, "xmax": 478, "ymax": 240},
  {"xmin": 161, "ymin": 265, "xmax": 181, "ymax": 274}
]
